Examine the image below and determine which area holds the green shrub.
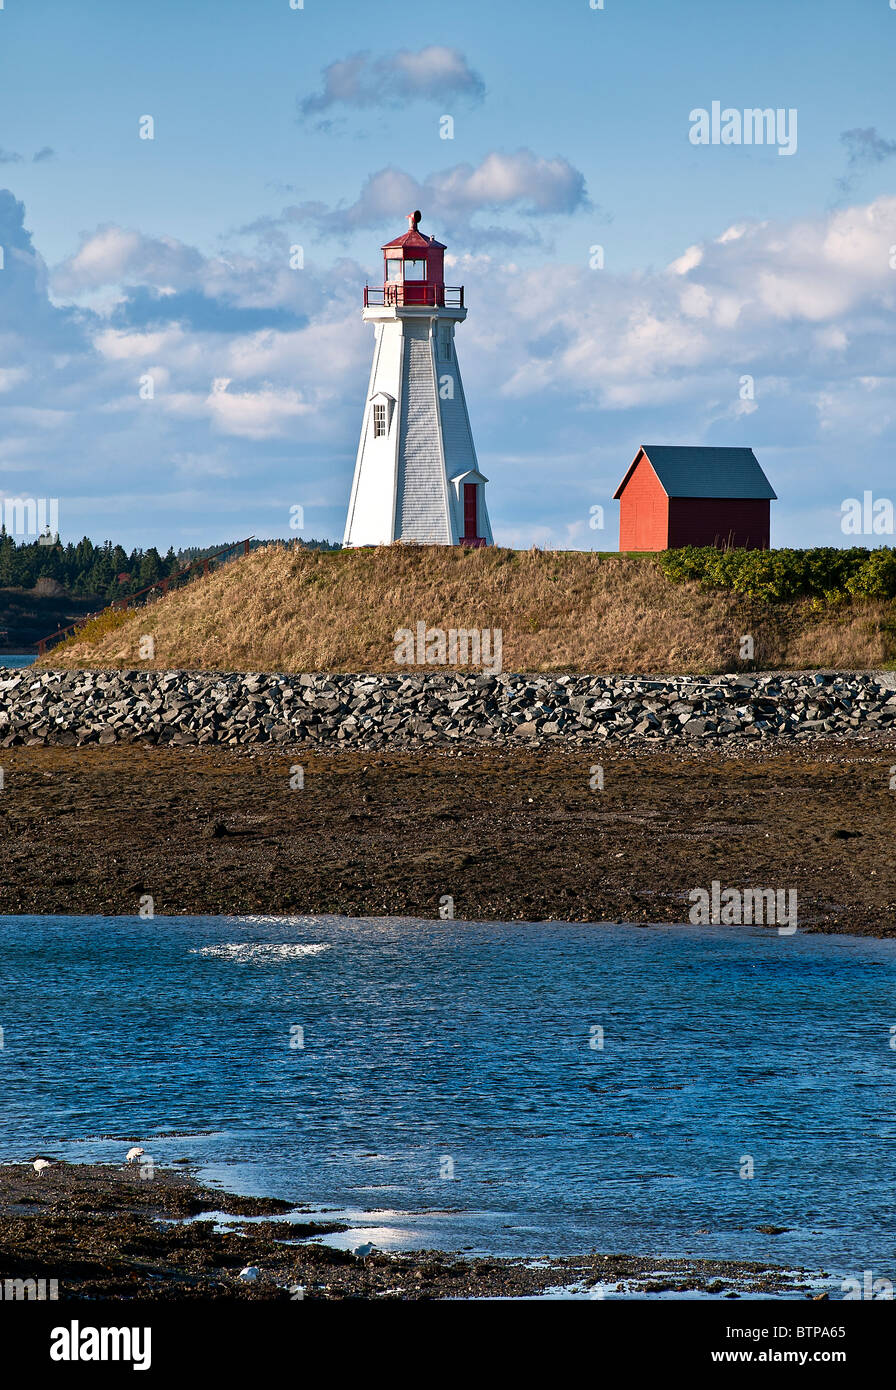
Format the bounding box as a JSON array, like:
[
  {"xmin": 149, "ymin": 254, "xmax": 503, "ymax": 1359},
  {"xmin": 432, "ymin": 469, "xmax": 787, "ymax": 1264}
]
[
  {"xmin": 658, "ymin": 546, "xmax": 896, "ymax": 602},
  {"xmin": 50, "ymin": 605, "xmax": 136, "ymax": 653},
  {"xmin": 845, "ymin": 548, "xmax": 896, "ymax": 599}
]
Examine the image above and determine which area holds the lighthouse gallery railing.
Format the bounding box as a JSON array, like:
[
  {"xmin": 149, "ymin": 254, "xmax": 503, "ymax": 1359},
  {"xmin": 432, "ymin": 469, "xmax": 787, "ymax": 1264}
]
[{"xmin": 364, "ymin": 285, "xmax": 464, "ymax": 308}]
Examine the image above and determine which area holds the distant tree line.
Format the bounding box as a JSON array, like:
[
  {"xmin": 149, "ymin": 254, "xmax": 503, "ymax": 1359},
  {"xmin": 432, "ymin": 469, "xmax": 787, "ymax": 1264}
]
[{"xmin": 0, "ymin": 530, "xmax": 340, "ymax": 598}]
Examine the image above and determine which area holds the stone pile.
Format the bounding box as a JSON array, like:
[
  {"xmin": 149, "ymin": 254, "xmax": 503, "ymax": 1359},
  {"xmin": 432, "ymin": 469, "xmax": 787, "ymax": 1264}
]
[{"xmin": 1, "ymin": 668, "xmax": 895, "ymax": 750}]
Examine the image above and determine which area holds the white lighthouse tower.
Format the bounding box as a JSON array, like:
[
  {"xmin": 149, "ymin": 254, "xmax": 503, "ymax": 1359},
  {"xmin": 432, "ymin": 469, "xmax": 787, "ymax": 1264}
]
[{"xmin": 343, "ymin": 212, "xmax": 493, "ymax": 548}]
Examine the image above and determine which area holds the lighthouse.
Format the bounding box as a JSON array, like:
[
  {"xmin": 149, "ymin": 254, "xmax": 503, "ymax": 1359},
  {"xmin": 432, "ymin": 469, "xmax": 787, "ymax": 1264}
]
[{"xmin": 343, "ymin": 212, "xmax": 493, "ymax": 548}]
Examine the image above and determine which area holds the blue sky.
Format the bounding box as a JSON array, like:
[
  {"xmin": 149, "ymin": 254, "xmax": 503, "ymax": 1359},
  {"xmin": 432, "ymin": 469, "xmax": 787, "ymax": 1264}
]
[{"xmin": 1, "ymin": 0, "xmax": 895, "ymax": 549}]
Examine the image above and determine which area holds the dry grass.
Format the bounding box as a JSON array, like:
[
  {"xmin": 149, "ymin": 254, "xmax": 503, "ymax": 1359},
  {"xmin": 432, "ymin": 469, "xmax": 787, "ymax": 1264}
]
[
  {"xmin": 37, "ymin": 543, "xmax": 896, "ymax": 674},
  {"xmin": 49, "ymin": 605, "xmax": 137, "ymax": 656}
]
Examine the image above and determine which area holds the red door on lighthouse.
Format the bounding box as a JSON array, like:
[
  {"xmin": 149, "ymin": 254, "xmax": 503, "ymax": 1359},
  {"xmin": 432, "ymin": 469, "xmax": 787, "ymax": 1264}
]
[{"xmin": 463, "ymin": 483, "xmax": 478, "ymax": 542}]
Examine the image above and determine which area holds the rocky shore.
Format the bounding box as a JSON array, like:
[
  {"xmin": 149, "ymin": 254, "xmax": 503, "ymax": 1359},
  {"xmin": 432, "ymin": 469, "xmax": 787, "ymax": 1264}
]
[
  {"xmin": 4, "ymin": 668, "xmax": 896, "ymax": 750},
  {"xmin": 0, "ymin": 1162, "xmax": 826, "ymax": 1300}
]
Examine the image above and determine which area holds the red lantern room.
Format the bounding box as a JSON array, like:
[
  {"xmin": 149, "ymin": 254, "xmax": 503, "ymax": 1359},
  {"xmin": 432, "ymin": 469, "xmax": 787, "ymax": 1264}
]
[{"xmin": 364, "ymin": 211, "xmax": 464, "ymax": 309}]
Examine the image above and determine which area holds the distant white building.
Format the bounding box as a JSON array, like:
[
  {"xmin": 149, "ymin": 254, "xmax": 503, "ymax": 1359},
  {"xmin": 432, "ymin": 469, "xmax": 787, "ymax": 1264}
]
[{"xmin": 343, "ymin": 212, "xmax": 493, "ymax": 548}]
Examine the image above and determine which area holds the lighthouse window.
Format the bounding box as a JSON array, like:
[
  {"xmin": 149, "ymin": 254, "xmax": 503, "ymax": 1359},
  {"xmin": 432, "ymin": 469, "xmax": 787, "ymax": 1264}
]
[
  {"xmin": 439, "ymin": 327, "xmax": 452, "ymax": 360},
  {"xmin": 385, "ymin": 257, "xmax": 403, "ymax": 282},
  {"xmin": 404, "ymin": 259, "xmax": 427, "ymax": 281},
  {"xmin": 373, "ymin": 404, "xmax": 387, "ymax": 437}
]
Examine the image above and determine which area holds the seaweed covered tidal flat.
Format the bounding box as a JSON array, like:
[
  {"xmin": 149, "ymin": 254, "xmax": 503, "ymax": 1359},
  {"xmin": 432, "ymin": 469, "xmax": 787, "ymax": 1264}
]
[{"xmin": 0, "ymin": 1163, "xmax": 831, "ymax": 1302}]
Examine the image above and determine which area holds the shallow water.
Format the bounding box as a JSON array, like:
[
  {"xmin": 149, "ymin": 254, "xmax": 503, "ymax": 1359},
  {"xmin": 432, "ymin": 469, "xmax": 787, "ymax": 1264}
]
[
  {"xmin": 0, "ymin": 915, "xmax": 893, "ymax": 1273},
  {"xmin": 0, "ymin": 655, "xmax": 37, "ymax": 668}
]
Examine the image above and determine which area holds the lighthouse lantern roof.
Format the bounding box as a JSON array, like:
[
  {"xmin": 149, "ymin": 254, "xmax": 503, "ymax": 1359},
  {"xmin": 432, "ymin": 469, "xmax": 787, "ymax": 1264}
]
[{"xmin": 381, "ymin": 210, "xmax": 446, "ymax": 252}]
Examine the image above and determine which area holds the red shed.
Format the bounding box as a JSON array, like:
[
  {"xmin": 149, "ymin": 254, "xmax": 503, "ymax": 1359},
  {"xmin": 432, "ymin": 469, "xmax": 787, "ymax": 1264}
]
[{"xmin": 613, "ymin": 445, "xmax": 776, "ymax": 551}]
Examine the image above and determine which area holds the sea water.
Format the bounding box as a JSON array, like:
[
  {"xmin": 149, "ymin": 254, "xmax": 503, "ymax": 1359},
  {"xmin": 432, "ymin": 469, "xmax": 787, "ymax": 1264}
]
[{"xmin": 0, "ymin": 914, "xmax": 893, "ymax": 1274}]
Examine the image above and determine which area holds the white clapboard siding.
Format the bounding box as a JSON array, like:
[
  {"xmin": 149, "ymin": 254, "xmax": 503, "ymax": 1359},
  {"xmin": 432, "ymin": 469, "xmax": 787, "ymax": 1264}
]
[
  {"xmin": 395, "ymin": 324, "xmax": 449, "ymax": 542},
  {"xmin": 344, "ymin": 305, "xmax": 491, "ymax": 547}
]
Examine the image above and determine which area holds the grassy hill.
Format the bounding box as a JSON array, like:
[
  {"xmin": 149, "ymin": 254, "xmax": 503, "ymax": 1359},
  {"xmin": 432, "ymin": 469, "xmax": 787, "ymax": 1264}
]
[{"xmin": 35, "ymin": 543, "xmax": 896, "ymax": 674}]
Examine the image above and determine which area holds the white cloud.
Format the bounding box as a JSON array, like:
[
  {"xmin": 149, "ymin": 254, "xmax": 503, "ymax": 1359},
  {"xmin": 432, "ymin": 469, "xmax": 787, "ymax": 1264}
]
[
  {"xmin": 437, "ymin": 150, "xmax": 587, "ymax": 215},
  {"xmin": 669, "ymin": 244, "xmax": 703, "ymax": 275},
  {"xmin": 95, "ymin": 327, "xmax": 187, "ymax": 360},
  {"xmin": 282, "ymin": 150, "xmax": 590, "ymax": 239},
  {"xmin": 717, "ymin": 224, "xmax": 749, "ymax": 244},
  {"xmin": 301, "ymin": 46, "xmax": 484, "ymax": 117},
  {"xmin": 205, "ymin": 382, "xmax": 310, "ymax": 439},
  {"xmin": 161, "ymin": 381, "xmax": 313, "ymax": 439},
  {"xmin": 679, "ymin": 283, "xmax": 712, "ymax": 318},
  {"xmin": 52, "ymin": 226, "xmax": 205, "ymax": 296},
  {"xmin": 0, "ymin": 367, "xmax": 29, "ymax": 392},
  {"xmin": 465, "ymin": 196, "xmax": 896, "ymax": 420}
]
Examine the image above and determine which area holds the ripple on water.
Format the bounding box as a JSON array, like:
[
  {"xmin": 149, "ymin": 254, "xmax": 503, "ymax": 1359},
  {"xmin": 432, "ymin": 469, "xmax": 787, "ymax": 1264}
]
[{"xmin": 191, "ymin": 943, "xmax": 331, "ymax": 961}]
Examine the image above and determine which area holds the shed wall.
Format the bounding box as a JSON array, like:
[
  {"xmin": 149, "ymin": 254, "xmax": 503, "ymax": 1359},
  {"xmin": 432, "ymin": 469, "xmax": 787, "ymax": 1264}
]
[
  {"xmin": 618, "ymin": 457, "xmax": 669, "ymax": 550},
  {"xmin": 667, "ymin": 498, "xmax": 770, "ymax": 549}
]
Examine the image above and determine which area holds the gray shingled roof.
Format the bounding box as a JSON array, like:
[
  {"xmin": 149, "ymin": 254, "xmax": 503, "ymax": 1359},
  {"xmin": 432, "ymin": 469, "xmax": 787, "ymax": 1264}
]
[{"xmin": 614, "ymin": 446, "xmax": 776, "ymax": 500}]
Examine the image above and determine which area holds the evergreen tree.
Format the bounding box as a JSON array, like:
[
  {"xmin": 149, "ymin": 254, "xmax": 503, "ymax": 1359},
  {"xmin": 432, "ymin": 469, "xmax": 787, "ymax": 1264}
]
[{"xmin": 138, "ymin": 547, "xmax": 162, "ymax": 587}]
